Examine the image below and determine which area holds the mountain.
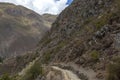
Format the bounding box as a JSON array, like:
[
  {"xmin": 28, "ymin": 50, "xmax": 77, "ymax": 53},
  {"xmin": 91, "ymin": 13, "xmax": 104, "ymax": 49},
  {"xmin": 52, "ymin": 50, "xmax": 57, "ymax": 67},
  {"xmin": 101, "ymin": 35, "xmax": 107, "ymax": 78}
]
[
  {"xmin": 36, "ymin": 0, "xmax": 120, "ymax": 80},
  {"xmin": 39, "ymin": 0, "xmax": 120, "ymax": 63},
  {"xmin": 0, "ymin": 0, "xmax": 120, "ymax": 80},
  {"xmin": 0, "ymin": 3, "xmax": 56, "ymax": 57}
]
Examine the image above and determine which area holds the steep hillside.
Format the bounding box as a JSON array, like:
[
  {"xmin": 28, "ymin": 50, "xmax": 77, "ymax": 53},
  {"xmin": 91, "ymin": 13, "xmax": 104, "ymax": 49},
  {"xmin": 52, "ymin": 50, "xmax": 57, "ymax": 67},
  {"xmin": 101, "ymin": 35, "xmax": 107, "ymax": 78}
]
[
  {"xmin": 36, "ymin": 0, "xmax": 120, "ymax": 80},
  {"xmin": 0, "ymin": 3, "xmax": 55, "ymax": 57}
]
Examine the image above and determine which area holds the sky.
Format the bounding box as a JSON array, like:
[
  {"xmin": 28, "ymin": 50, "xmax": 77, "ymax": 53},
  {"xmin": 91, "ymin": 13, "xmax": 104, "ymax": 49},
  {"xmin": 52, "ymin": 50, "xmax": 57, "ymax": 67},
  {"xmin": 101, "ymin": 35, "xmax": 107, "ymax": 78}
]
[{"xmin": 0, "ymin": 0, "xmax": 73, "ymax": 15}]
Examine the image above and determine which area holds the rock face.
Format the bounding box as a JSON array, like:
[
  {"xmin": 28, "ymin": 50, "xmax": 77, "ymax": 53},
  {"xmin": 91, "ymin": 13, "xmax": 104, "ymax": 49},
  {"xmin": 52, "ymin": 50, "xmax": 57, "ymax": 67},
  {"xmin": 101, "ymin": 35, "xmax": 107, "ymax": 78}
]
[{"xmin": 0, "ymin": 3, "xmax": 56, "ymax": 57}]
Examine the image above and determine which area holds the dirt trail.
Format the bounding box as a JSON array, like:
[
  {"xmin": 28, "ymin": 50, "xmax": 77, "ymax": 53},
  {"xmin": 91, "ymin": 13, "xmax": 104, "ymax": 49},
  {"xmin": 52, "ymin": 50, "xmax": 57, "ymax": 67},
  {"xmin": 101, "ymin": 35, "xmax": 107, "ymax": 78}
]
[
  {"xmin": 50, "ymin": 66, "xmax": 81, "ymax": 80},
  {"xmin": 50, "ymin": 63, "xmax": 103, "ymax": 80},
  {"xmin": 46, "ymin": 66, "xmax": 81, "ymax": 80},
  {"xmin": 60, "ymin": 62, "xmax": 103, "ymax": 80}
]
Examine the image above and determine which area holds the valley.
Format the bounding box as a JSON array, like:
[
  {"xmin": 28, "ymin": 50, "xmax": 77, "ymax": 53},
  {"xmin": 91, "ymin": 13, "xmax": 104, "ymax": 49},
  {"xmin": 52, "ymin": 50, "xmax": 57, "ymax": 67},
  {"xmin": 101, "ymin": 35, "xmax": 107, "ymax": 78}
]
[{"xmin": 0, "ymin": 0, "xmax": 120, "ymax": 80}]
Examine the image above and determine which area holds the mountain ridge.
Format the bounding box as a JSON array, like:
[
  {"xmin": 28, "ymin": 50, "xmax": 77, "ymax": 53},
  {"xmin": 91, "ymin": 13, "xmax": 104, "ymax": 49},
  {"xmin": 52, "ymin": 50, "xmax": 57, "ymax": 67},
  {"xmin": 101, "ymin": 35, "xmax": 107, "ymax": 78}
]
[{"xmin": 0, "ymin": 2, "xmax": 56, "ymax": 57}]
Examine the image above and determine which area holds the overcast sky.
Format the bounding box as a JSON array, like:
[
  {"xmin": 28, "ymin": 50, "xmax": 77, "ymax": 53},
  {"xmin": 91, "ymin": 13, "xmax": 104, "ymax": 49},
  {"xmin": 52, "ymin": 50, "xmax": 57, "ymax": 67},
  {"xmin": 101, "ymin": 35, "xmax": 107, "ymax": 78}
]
[{"xmin": 0, "ymin": 0, "xmax": 73, "ymax": 15}]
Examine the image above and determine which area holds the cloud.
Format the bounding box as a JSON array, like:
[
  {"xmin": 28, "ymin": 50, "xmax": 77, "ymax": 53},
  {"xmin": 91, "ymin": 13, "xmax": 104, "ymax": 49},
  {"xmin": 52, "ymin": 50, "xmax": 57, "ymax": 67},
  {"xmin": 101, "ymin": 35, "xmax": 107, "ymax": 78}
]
[{"xmin": 0, "ymin": 0, "xmax": 69, "ymax": 15}]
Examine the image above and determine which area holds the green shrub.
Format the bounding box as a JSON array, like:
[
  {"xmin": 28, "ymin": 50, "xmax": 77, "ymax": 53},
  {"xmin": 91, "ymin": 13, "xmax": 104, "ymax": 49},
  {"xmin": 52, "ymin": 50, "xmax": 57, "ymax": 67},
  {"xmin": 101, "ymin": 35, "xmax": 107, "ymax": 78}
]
[
  {"xmin": 94, "ymin": 12, "xmax": 117, "ymax": 30},
  {"xmin": 42, "ymin": 50, "xmax": 52, "ymax": 64},
  {"xmin": 115, "ymin": 0, "xmax": 120, "ymax": 9},
  {"xmin": 16, "ymin": 56, "xmax": 22, "ymax": 63},
  {"xmin": 0, "ymin": 74, "xmax": 14, "ymax": 80},
  {"xmin": 57, "ymin": 41, "xmax": 66, "ymax": 48},
  {"xmin": 21, "ymin": 62, "xmax": 43, "ymax": 80},
  {"xmin": 53, "ymin": 41, "xmax": 67, "ymax": 53},
  {"xmin": 0, "ymin": 56, "xmax": 3, "ymax": 63},
  {"xmin": 106, "ymin": 57, "xmax": 120, "ymax": 80},
  {"xmin": 90, "ymin": 50, "xmax": 99, "ymax": 60},
  {"xmin": 44, "ymin": 39, "xmax": 52, "ymax": 45}
]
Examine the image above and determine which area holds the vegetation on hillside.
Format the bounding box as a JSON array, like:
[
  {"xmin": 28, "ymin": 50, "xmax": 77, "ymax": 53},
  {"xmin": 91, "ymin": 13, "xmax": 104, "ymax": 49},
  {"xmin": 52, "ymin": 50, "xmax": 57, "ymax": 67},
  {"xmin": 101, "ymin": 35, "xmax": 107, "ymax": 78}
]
[
  {"xmin": 106, "ymin": 57, "xmax": 120, "ymax": 80},
  {"xmin": 19, "ymin": 61, "xmax": 43, "ymax": 80}
]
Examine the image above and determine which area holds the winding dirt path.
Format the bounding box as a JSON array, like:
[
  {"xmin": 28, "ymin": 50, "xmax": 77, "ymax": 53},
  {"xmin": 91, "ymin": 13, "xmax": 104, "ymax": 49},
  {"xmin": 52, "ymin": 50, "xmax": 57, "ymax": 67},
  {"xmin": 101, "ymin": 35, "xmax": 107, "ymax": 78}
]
[{"xmin": 51, "ymin": 66, "xmax": 81, "ymax": 80}]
